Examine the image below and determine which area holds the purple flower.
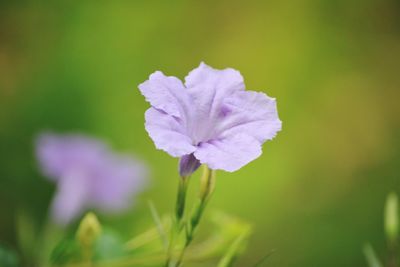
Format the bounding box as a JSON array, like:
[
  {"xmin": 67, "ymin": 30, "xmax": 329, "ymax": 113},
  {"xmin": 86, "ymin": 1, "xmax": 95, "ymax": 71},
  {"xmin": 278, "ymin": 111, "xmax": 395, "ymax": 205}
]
[
  {"xmin": 36, "ymin": 133, "xmax": 147, "ymax": 225},
  {"xmin": 139, "ymin": 62, "xmax": 282, "ymax": 174}
]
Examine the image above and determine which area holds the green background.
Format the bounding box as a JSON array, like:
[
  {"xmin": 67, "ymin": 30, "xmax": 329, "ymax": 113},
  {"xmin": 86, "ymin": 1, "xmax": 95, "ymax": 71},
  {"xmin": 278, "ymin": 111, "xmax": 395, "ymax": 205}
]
[{"xmin": 1, "ymin": 0, "xmax": 400, "ymax": 266}]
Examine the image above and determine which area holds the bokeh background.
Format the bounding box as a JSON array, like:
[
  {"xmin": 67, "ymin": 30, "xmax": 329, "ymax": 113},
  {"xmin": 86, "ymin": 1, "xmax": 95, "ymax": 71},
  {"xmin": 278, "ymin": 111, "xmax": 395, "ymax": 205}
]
[{"xmin": 1, "ymin": 0, "xmax": 400, "ymax": 266}]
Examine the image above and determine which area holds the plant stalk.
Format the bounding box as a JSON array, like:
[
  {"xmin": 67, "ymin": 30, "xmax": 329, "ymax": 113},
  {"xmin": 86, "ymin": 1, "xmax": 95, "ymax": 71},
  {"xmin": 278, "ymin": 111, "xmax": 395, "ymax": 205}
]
[{"xmin": 175, "ymin": 166, "xmax": 216, "ymax": 267}]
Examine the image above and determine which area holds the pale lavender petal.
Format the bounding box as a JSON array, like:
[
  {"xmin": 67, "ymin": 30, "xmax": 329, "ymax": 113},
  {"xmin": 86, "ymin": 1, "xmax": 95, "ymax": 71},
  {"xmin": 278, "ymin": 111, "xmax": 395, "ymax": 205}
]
[
  {"xmin": 216, "ymin": 91, "xmax": 282, "ymax": 142},
  {"xmin": 183, "ymin": 63, "xmax": 245, "ymax": 143},
  {"xmin": 91, "ymin": 155, "xmax": 147, "ymax": 212},
  {"xmin": 185, "ymin": 62, "xmax": 244, "ymax": 91},
  {"xmin": 51, "ymin": 171, "xmax": 89, "ymax": 225},
  {"xmin": 179, "ymin": 153, "xmax": 201, "ymax": 177},
  {"xmin": 193, "ymin": 134, "xmax": 262, "ymax": 172},
  {"xmin": 145, "ymin": 107, "xmax": 196, "ymax": 157},
  {"xmin": 36, "ymin": 133, "xmax": 107, "ymax": 180},
  {"xmin": 138, "ymin": 71, "xmax": 191, "ymax": 118}
]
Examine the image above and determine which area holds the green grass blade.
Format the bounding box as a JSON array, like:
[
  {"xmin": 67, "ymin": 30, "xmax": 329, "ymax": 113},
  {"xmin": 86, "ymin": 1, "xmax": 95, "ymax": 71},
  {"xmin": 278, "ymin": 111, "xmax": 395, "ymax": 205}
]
[
  {"xmin": 148, "ymin": 200, "xmax": 168, "ymax": 250},
  {"xmin": 251, "ymin": 250, "xmax": 275, "ymax": 267},
  {"xmin": 363, "ymin": 243, "xmax": 383, "ymax": 267}
]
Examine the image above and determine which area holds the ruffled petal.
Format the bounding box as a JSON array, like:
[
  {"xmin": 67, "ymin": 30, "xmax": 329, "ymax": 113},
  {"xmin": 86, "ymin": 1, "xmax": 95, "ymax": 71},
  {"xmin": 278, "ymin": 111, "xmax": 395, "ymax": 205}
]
[
  {"xmin": 145, "ymin": 107, "xmax": 196, "ymax": 157},
  {"xmin": 183, "ymin": 63, "xmax": 246, "ymax": 143},
  {"xmin": 216, "ymin": 91, "xmax": 282, "ymax": 143},
  {"xmin": 139, "ymin": 71, "xmax": 191, "ymax": 118},
  {"xmin": 193, "ymin": 134, "xmax": 262, "ymax": 172},
  {"xmin": 185, "ymin": 62, "xmax": 244, "ymax": 91}
]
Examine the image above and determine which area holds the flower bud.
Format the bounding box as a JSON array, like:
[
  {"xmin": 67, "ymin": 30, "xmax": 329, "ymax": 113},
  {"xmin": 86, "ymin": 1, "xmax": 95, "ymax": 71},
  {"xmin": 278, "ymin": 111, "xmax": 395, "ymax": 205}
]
[
  {"xmin": 179, "ymin": 154, "xmax": 201, "ymax": 177},
  {"xmin": 199, "ymin": 165, "xmax": 216, "ymax": 202},
  {"xmin": 384, "ymin": 192, "xmax": 398, "ymax": 245},
  {"xmin": 76, "ymin": 212, "xmax": 102, "ymax": 249}
]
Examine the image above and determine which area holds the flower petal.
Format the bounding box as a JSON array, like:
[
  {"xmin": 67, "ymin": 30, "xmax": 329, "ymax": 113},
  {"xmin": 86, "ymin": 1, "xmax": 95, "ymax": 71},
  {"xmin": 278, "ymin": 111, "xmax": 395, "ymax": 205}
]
[
  {"xmin": 216, "ymin": 91, "xmax": 282, "ymax": 143},
  {"xmin": 185, "ymin": 62, "xmax": 244, "ymax": 91},
  {"xmin": 91, "ymin": 155, "xmax": 147, "ymax": 212},
  {"xmin": 36, "ymin": 133, "xmax": 107, "ymax": 180},
  {"xmin": 51, "ymin": 171, "xmax": 89, "ymax": 225},
  {"xmin": 183, "ymin": 63, "xmax": 246, "ymax": 143},
  {"xmin": 145, "ymin": 107, "xmax": 196, "ymax": 157},
  {"xmin": 193, "ymin": 134, "xmax": 262, "ymax": 172},
  {"xmin": 139, "ymin": 71, "xmax": 191, "ymax": 118}
]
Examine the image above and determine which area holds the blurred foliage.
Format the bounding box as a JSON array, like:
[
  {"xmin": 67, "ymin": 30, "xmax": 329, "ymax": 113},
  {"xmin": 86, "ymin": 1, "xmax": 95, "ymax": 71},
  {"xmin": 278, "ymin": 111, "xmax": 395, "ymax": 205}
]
[
  {"xmin": 364, "ymin": 244, "xmax": 383, "ymax": 267},
  {"xmin": 0, "ymin": 244, "xmax": 19, "ymax": 267},
  {"xmin": 1, "ymin": 0, "xmax": 400, "ymax": 266},
  {"xmin": 365, "ymin": 192, "xmax": 399, "ymax": 267},
  {"xmin": 47, "ymin": 211, "xmax": 251, "ymax": 267}
]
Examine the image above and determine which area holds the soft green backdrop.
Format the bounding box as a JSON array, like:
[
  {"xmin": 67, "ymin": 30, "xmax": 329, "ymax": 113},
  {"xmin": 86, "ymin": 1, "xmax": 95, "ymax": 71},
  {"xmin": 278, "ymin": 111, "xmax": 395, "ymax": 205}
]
[{"xmin": 1, "ymin": 0, "xmax": 400, "ymax": 266}]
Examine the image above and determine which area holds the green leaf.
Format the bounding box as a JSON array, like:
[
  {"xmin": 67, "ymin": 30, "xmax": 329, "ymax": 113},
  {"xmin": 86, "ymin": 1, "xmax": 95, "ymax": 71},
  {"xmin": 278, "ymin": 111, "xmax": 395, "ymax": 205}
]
[
  {"xmin": 251, "ymin": 250, "xmax": 275, "ymax": 267},
  {"xmin": 0, "ymin": 244, "xmax": 19, "ymax": 267},
  {"xmin": 94, "ymin": 228, "xmax": 126, "ymax": 261},
  {"xmin": 215, "ymin": 212, "xmax": 252, "ymax": 267},
  {"xmin": 50, "ymin": 227, "xmax": 130, "ymax": 265},
  {"xmin": 148, "ymin": 200, "xmax": 168, "ymax": 250},
  {"xmin": 384, "ymin": 192, "xmax": 398, "ymax": 244},
  {"xmin": 216, "ymin": 231, "xmax": 251, "ymax": 267},
  {"xmin": 16, "ymin": 210, "xmax": 36, "ymax": 263},
  {"xmin": 50, "ymin": 236, "xmax": 80, "ymax": 265},
  {"xmin": 363, "ymin": 243, "xmax": 383, "ymax": 267}
]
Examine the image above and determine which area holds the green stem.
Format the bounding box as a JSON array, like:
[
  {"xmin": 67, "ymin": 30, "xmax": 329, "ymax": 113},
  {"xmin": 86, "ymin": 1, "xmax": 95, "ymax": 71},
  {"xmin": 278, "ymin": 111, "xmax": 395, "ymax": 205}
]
[
  {"xmin": 175, "ymin": 176, "xmax": 189, "ymax": 224},
  {"xmin": 165, "ymin": 175, "xmax": 190, "ymax": 267},
  {"xmin": 175, "ymin": 166, "xmax": 216, "ymax": 267},
  {"xmin": 174, "ymin": 200, "xmax": 206, "ymax": 267}
]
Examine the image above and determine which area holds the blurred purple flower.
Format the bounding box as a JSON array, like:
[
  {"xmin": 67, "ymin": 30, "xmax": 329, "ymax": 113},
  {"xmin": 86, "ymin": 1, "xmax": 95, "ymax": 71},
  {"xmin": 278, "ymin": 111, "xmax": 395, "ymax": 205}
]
[
  {"xmin": 36, "ymin": 133, "xmax": 147, "ymax": 225},
  {"xmin": 139, "ymin": 62, "xmax": 282, "ymax": 173}
]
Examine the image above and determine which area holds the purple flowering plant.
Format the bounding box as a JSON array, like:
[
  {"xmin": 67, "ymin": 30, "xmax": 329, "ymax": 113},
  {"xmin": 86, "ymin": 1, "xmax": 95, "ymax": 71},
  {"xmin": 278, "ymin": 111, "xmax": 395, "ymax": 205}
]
[
  {"xmin": 139, "ymin": 62, "xmax": 282, "ymax": 266},
  {"xmin": 12, "ymin": 63, "xmax": 281, "ymax": 267}
]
